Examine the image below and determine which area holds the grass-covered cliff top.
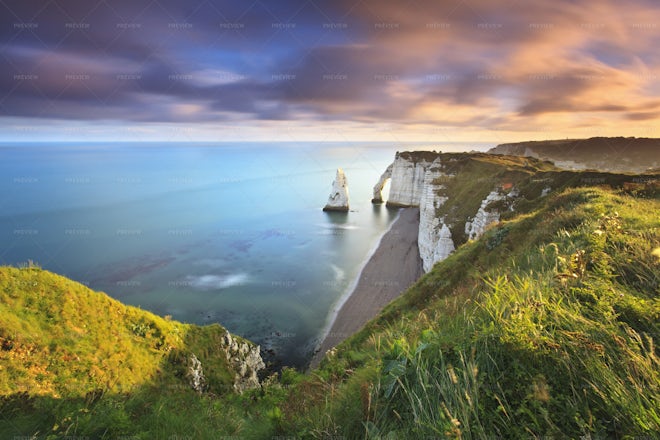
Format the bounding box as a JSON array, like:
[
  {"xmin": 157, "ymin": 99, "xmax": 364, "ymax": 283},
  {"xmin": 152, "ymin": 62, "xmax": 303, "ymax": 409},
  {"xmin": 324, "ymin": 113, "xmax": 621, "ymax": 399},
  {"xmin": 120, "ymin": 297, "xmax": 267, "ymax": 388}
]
[
  {"xmin": 0, "ymin": 266, "xmax": 273, "ymax": 438},
  {"xmin": 489, "ymin": 137, "xmax": 660, "ymax": 172},
  {"xmin": 491, "ymin": 136, "xmax": 659, "ymax": 155},
  {"xmin": 396, "ymin": 150, "xmax": 443, "ymax": 163},
  {"xmin": 0, "ymin": 265, "xmax": 253, "ymax": 396},
  {"xmin": 1, "ymin": 158, "xmax": 658, "ymax": 438},
  {"xmin": 394, "ymin": 151, "xmax": 657, "ymax": 247},
  {"xmin": 433, "ymin": 153, "xmax": 656, "ymax": 246}
]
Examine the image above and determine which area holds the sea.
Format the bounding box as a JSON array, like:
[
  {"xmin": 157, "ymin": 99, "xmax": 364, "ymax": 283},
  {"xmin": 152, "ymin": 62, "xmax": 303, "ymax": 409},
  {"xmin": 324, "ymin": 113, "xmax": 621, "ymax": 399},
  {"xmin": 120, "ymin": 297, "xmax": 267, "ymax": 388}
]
[{"xmin": 0, "ymin": 142, "xmax": 492, "ymax": 368}]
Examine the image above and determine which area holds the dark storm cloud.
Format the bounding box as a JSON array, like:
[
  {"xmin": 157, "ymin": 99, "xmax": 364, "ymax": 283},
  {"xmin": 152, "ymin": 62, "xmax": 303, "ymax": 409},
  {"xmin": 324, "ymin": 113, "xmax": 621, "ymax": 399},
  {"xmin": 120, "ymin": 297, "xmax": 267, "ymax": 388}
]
[
  {"xmin": 0, "ymin": 0, "xmax": 365, "ymax": 121},
  {"xmin": 0, "ymin": 0, "xmax": 658, "ymax": 128}
]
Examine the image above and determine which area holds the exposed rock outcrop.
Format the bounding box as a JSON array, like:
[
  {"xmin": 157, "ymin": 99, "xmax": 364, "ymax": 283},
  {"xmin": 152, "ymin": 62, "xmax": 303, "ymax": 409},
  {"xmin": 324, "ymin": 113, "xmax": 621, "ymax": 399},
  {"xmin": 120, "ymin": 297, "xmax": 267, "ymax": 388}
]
[
  {"xmin": 465, "ymin": 190, "xmax": 506, "ymax": 240},
  {"xmin": 223, "ymin": 331, "xmax": 265, "ymax": 393},
  {"xmin": 434, "ymin": 223, "xmax": 456, "ymax": 264},
  {"xmin": 323, "ymin": 168, "xmax": 350, "ymax": 212},
  {"xmin": 465, "ymin": 189, "xmax": 518, "ymax": 241},
  {"xmin": 187, "ymin": 354, "xmax": 206, "ymax": 393}
]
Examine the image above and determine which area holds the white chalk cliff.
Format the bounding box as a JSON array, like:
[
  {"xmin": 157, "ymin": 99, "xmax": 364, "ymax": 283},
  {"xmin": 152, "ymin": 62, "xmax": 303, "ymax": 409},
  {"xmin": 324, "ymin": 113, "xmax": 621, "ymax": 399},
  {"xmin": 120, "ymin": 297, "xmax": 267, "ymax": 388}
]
[
  {"xmin": 373, "ymin": 153, "xmax": 457, "ymax": 272},
  {"xmin": 373, "ymin": 152, "xmax": 518, "ymax": 273},
  {"xmin": 417, "ymin": 160, "xmax": 455, "ymax": 272},
  {"xmin": 464, "ymin": 190, "xmax": 506, "ymax": 240},
  {"xmin": 387, "ymin": 154, "xmax": 435, "ymax": 207},
  {"xmin": 465, "ymin": 188, "xmax": 519, "ymax": 240},
  {"xmin": 323, "ymin": 168, "xmax": 350, "ymax": 212}
]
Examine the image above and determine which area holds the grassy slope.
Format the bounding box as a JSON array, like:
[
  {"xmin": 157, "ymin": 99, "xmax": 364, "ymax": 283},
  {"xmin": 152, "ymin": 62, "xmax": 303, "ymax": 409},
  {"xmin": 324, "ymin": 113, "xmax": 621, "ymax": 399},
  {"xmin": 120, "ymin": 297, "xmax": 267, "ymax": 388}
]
[
  {"xmin": 431, "ymin": 153, "xmax": 557, "ymax": 245},
  {"xmin": 0, "ymin": 267, "xmax": 280, "ymax": 439},
  {"xmin": 412, "ymin": 152, "xmax": 652, "ymax": 246},
  {"xmin": 281, "ymin": 184, "xmax": 659, "ymax": 438}
]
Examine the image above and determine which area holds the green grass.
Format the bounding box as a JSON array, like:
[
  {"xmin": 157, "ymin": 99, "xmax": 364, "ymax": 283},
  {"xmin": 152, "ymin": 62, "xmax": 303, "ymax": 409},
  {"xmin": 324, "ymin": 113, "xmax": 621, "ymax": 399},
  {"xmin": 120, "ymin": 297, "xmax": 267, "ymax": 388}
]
[
  {"xmin": 1, "ymin": 155, "xmax": 658, "ymax": 439},
  {"xmin": 284, "ymin": 185, "xmax": 659, "ymax": 438},
  {"xmin": 0, "ymin": 265, "xmax": 282, "ymax": 438},
  {"xmin": 0, "ymin": 266, "xmax": 245, "ymax": 398}
]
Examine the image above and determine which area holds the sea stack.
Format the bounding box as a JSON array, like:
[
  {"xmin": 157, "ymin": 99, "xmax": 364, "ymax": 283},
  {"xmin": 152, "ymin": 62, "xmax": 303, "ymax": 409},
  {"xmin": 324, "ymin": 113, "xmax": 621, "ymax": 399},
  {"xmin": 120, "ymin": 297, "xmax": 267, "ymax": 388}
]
[{"xmin": 323, "ymin": 168, "xmax": 350, "ymax": 212}]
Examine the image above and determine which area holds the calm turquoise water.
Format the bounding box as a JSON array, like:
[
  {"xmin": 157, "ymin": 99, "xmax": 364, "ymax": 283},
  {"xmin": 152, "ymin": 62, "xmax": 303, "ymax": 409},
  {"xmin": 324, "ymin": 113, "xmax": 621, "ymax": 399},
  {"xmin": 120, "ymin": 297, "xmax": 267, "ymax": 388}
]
[{"xmin": 0, "ymin": 142, "xmax": 490, "ymax": 367}]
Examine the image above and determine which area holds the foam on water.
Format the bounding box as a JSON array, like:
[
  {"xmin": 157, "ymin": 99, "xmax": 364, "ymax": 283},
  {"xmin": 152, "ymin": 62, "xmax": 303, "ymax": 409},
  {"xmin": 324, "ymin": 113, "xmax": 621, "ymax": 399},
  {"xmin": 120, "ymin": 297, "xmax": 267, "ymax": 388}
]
[{"xmin": 185, "ymin": 273, "xmax": 250, "ymax": 291}]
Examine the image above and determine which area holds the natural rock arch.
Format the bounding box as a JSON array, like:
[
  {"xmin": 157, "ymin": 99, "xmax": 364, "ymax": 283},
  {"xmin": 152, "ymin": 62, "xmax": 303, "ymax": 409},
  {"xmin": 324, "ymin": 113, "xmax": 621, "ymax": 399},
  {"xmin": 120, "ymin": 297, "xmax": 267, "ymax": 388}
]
[{"xmin": 371, "ymin": 163, "xmax": 393, "ymax": 204}]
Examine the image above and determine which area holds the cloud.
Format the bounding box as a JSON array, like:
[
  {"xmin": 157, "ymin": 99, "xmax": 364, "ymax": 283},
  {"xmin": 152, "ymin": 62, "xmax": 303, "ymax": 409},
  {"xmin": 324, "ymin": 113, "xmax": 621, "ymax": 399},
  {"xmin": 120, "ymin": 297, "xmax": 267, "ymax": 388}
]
[{"xmin": 0, "ymin": 0, "xmax": 658, "ymax": 136}]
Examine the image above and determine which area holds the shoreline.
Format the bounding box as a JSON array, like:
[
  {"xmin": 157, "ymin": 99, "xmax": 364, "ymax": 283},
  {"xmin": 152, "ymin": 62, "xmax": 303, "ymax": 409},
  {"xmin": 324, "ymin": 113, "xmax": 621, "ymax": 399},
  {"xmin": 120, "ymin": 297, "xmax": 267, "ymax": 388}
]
[
  {"xmin": 314, "ymin": 209, "xmax": 403, "ymax": 354},
  {"xmin": 309, "ymin": 208, "xmax": 423, "ymax": 369}
]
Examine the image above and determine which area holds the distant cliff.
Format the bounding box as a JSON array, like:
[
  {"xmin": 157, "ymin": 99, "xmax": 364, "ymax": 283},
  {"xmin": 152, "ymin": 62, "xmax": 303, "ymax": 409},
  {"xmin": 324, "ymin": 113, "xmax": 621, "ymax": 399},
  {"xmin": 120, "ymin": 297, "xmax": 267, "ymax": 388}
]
[{"xmin": 489, "ymin": 137, "xmax": 660, "ymax": 173}]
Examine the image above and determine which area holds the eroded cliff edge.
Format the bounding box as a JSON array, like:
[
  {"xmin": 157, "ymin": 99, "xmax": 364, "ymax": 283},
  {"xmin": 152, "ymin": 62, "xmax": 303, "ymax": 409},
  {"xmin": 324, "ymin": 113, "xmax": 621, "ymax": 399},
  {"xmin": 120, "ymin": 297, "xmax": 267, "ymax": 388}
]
[{"xmin": 373, "ymin": 152, "xmax": 557, "ymax": 272}]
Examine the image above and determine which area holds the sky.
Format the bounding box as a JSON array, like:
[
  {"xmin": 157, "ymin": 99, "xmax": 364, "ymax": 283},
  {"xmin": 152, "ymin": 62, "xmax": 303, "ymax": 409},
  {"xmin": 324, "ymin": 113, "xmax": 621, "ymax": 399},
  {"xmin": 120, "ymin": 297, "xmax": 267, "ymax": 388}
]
[{"xmin": 1, "ymin": 0, "xmax": 659, "ymax": 143}]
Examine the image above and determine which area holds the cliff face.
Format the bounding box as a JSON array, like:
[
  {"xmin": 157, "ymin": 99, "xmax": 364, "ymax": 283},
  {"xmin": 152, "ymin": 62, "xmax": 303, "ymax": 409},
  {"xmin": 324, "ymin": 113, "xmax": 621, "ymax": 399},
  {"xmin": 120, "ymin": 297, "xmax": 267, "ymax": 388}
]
[
  {"xmin": 375, "ymin": 152, "xmax": 531, "ymax": 273},
  {"xmin": 380, "ymin": 149, "xmax": 657, "ymax": 273},
  {"xmin": 371, "ymin": 152, "xmax": 452, "ymax": 271},
  {"xmin": 465, "ymin": 190, "xmax": 507, "ymax": 240},
  {"xmin": 385, "ymin": 153, "xmax": 436, "ymax": 207},
  {"xmin": 374, "ymin": 152, "xmax": 460, "ymax": 272},
  {"xmin": 324, "ymin": 168, "xmax": 350, "ymax": 212},
  {"xmin": 417, "ymin": 160, "xmax": 454, "ymax": 272},
  {"xmin": 419, "ymin": 181, "xmax": 512, "ymax": 272}
]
